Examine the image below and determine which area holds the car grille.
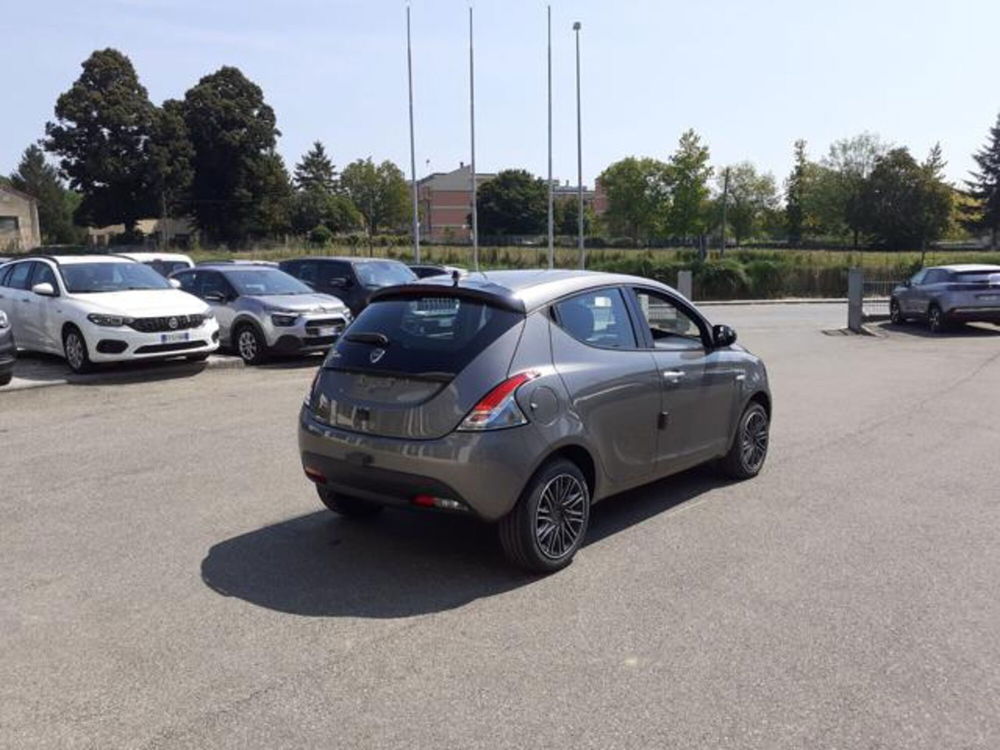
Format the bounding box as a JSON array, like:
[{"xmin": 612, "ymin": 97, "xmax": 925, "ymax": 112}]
[
  {"xmin": 129, "ymin": 314, "xmax": 205, "ymax": 333},
  {"xmin": 305, "ymin": 317, "xmax": 345, "ymax": 327}
]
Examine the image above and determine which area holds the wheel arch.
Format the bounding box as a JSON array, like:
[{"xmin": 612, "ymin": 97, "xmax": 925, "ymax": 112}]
[{"xmin": 524, "ymin": 441, "xmax": 599, "ymax": 504}]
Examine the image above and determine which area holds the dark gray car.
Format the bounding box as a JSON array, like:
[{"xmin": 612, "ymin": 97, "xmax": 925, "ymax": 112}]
[
  {"xmin": 299, "ymin": 270, "xmax": 771, "ymax": 572},
  {"xmin": 0, "ymin": 309, "xmax": 15, "ymax": 386},
  {"xmin": 891, "ymin": 264, "xmax": 1000, "ymax": 332}
]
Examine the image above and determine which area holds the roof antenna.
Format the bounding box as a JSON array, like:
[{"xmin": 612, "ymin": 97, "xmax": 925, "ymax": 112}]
[{"xmin": 452, "ymin": 269, "xmax": 460, "ymax": 287}]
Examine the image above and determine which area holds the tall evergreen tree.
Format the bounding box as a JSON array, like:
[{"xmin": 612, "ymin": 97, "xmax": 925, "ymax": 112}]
[
  {"xmin": 146, "ymin": 99, "xmax": 194, "ymax": 224},
  {"xmin": 665, "ymin": 129, "xmax": 712, "ymax": 238},
  {"xmin": 964, "ymin": 113, "xmax": 1000, "ymax": 249},
  {"xmin": 294, "ymin": 141, "xmax": 338, "ymax": 193},
  {"xmin": 181, "ymin": 66, "xmax": 283, "ymax": 245},
  {"xmin": 8, "ymin": 144, "xmax": 82, "ymax": 244},
  {"xmin": 784, "ymin": 139, "xmax": 808, "ymax": 243},
  {"xmin": 44, "ymin": 48, "xmax": 157, "ymax": 231}
]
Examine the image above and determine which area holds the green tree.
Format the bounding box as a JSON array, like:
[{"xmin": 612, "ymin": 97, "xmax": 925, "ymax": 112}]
[
  {"xmin": 44, "ymin": 48, "xmax": 157, "ymax": 231},
  {"xmin": 596, "ymin": 157, "xmax": 671, "ymax": 244},
  {"xmin": 339, "ymin": 158, "xmax": 409, "ymax": 239},
  {"xmin": 964, "ymin": 112, "xmax": 1000, "ymax": 249},
  {"xmin": 715, "ymin": 162, "xmax": 779, "ymax": 246},
  {"xmin": 861, "ymin": 147, "xmax": 951, "ymax": 250},
  {"xmin": 822, "ymin": 132, "xmax": 888, "ymax": 248},
  {"xmin": 294, "ymin": 141, "xmax": 338, "ymax": 193},
  {"xmin": 181, "ymin": 66, "xmax": 282, "ymax": 245},
  {"xmin": 474, "ymin": 169, "xmax": 547, "ymax": 236},
  {"xmin": 8, "ymin": 145, "xmax": 83, "ymax": 244},
  {"xmin": 665, "ymin": 129, "xmax": 712, "ymax": 237},
  {"xmin": 784, "ymin": 139, "xmax": 808, "ymax": 243},
  {"xmin": 290, "ymin": 189, "xmax": 360, "ymax": 235},
  {"xmin": 146, "ymin": 99, "xmax": 194, "ymax": 228},
  {"xmin": 554, "ymin": 196, "xmax": 594, "ymax": 235},
  {"xmin": 250, "ymin": 152, "xmax": 294, "ymax": 237}
]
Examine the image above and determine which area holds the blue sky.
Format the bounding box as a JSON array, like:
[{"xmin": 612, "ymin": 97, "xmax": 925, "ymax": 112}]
[{"xmin": 4, "ymin": 0, "xmax": 998, "ymax": 190}]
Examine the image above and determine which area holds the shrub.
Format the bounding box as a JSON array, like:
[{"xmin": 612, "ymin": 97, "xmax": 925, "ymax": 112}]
[{"xmin": 308, "ymin": 224, "xmax": 333, "ymax": 247}]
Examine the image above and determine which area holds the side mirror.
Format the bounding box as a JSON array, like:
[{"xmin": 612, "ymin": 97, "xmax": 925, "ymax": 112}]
[
  {"xmin": 712, "ymin": 324, "xmax": 737, "ymax": 348},
  {"xmin": 168, "ymin": 278, "xmax": 182, "ymax": 289},
  {"xmin": 903, "ymin": 280, "xmax": 912, "ymax": 288},
  {"xmin": 31, "ymin": 282, "xmax": 56, "ymax": 297}
]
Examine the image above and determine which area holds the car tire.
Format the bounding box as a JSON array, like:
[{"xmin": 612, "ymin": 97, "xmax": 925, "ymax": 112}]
[
  {"xmin": 186, "ymin": 352, "xmax": 211, "ymax": 362},
  {"xmin": 889, "ymin": 298, "xmax": 906, "ymax": 324},
  {"xmin": 498, "ymin": 458, "xmax": 591, "ymax": 574},
  {"xmin": 316, "ymin": 487, "xmax": 384, "ymax": 518},
  {"xmin": 928, "ymin": 304, "xmax": 946, "ymax": 334},
  {"xmin": 234, "ymin": 323, "xmax": 268, "ymax": 365},
  {"xmin": 63, "ymin": 326, "xmax": 93, "ymax": 374},
  {"xmin": 720, "ymin": 401, "xmax": 770, "ymax": 480}
]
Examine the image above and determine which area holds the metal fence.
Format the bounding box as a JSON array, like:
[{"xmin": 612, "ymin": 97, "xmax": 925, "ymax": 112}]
[{"xmin": 861, "ymin": 277, "xmax": 899, "ymax": 320}]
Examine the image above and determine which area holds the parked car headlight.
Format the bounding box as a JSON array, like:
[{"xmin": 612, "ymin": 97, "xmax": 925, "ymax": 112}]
[
  {"xmin": 203, "ymin": 309, "xmax": 215, "ymax": 320},
  {"xmin": 87, "ymin": 313, "xmax": 134, "ymax": 327},
  {"xmin": 0, "ymin": 310, "xmax": 8, "ymax": 329},
  {"xmin": 271, "ymin": 312, "xmax": 299, "ymax": 326}
]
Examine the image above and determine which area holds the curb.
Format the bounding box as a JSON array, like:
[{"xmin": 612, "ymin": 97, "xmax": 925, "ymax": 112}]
[
  {"xmin": 3, "ymin": 354, "xmax": 245, "ymax": 393},
  {"xmin": 697, "ymin": 298, "xmax": 847, "ymax": 306}
]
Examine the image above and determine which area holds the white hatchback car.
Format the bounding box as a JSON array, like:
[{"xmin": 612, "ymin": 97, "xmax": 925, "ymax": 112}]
[{"xmin": 0, "ymin": 255, "xmax": 219, "ymax": 373}]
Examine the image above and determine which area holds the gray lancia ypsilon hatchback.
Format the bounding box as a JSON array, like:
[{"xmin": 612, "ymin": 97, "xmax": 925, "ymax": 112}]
[{"xmin": 299, "ymin": 270, "xmax": 771, "ymax": 572}]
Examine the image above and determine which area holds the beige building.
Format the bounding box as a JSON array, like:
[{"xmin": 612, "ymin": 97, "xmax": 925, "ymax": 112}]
[
  {"xmin": 87, "ymin": 216, "xmax": 197, "ymax": 247},
  {"xmin": 0, "ymin": 184, "xmax": 41, "ymax": 251}
]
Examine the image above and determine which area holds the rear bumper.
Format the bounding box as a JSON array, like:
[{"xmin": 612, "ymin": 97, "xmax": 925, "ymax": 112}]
[
  {"xmin": 297, "ymin": 406, "xmax": 548, "ymax": 521},
  {"xmin": 944, "ymin": 306, "xmax": 1000, "ymax": 323}
]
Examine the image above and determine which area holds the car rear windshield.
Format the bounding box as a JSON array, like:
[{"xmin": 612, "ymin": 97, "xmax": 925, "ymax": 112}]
[
  {"xmin": 354, "ymin": 261, "xmax": 418, "ymax": 288},
  {"xmin": 324, "ymin": 296, "xmax": 522, "ymax": 378},
  {"xmin": 950, "ymin": 270, "xmax": 1000, "ymax": 283},
  {"xmin": 61, "ymin": 262, "xmax": 171, "ymax": 293}
]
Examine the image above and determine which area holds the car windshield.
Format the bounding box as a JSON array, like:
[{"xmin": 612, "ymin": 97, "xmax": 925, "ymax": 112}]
[
  {"xmin": 354, "ymin": 261, "xmax": 417, "ymax": 288},
  {"xmin": 224, "ymin": 268, "xmax": 312, "ymax": 296},
  {"xmin": 61, "ymin": 262, "xmax": 172, "ymax": 293}
]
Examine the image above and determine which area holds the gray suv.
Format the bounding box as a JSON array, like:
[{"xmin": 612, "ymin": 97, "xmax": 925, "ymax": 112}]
[
  {"xmin": 891, "ymin": 264, "xmax": 1000, "ymax": 332},
  {"xmin": 299, "ymin": 270, "xmax": 771, "ymax": 572},
  {"xmin": 172, "ymin": 263, "xmax": 351, "ymax": 364}
]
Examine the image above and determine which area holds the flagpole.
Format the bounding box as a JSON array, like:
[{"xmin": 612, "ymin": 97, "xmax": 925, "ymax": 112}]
[
  {"xmin": 469, "ymin": 5, "xmax": 479, "ymax": 271},
  {"xmin": 546, "ymin": 5, "xmax": 553, "ymax": 269},
  {"xmin": 406, "ymin": 5, "xmax": 420, "ymax": 262}
]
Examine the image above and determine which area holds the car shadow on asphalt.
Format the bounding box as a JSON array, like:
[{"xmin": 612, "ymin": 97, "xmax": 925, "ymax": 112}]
[
  {"xmin": 874, "ymin": 321, "xmax": 1000, "ymax": 338},
  {"xmin": 199, "ymin": 465, "xmax": 725, "ymax": 619},
  {"xmin": 12, "ymin": 351, "xmax": 211, "ymax": 386}
]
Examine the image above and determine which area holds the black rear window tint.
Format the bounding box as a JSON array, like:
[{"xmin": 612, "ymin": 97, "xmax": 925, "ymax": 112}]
[{"xmin": 325, "ymin": 296, "xmax": 522, "ymax": 378}]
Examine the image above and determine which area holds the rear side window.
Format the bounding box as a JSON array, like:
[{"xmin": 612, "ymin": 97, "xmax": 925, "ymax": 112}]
[
  {"xmin": 5, "ymin": 262, "xmax": 34, "ymax": 290},
  {"xmin": 554, "ymin": 288, "xmax": 637, "ymax": 349},
  {"xmin": 326, "ymin": 296, "xmax": 522, "ymax": 377},
  {"xmin": 951, "ymin": 269, "xmax": 1000, "ymax": 284}
]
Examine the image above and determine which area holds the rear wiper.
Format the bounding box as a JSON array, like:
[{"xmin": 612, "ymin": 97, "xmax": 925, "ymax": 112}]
[{"xmin": 345, "ymin": 331, "xmax": 389, "ymax": 346}]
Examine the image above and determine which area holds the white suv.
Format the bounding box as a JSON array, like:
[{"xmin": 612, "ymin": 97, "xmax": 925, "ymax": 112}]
[{"xmin": 0, "ymin": 255, "xmax": 219, "ymax": 373}]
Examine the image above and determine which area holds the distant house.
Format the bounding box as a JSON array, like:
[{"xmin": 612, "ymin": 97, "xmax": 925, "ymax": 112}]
[
  {"xmin": 87, "ymin": 217, "xmax": 197, "ymax": 248},
  {"xmin": 0, "ymin": 184, "xmax": 42, "ymax": 251}
]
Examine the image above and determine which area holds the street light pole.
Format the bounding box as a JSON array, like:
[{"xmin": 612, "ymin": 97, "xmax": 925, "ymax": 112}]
[
  {"xmin": 406, "ymin": 5, "xmax": 420, "ymax": 262},
  {"xmin": 468, "ymin": 5, "xmax": 479, "ymax": 271},
  {"xmin": 573, "ymin": 21, "xmax": 584, "ymax": 269},
  {"xmin": 546, "ymin": 5, "xmax": 553, "ymax": 269}
]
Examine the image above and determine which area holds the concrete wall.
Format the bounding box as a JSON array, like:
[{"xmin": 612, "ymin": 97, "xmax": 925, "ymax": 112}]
[{"xmin": 0, "ymin": 186, "xmax": 41, "ymax": 251}]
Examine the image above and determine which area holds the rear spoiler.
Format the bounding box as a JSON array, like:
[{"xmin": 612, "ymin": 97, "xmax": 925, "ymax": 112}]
[{"xmin": 370, "ymin": 284, "xmax": 526, "ymax": 314}]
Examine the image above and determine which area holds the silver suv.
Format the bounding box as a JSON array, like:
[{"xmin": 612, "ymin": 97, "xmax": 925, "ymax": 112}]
[
  {"xmin": 172, "ymin": 263, "xmax": 351, "ymax": 364},
  {"xmin": 891, "ymin": 264, "xmax": 1000, "ymax": 332},
  {"xmin": 299, "ymin": 270, "xmax": 771, "ymax": 572}
]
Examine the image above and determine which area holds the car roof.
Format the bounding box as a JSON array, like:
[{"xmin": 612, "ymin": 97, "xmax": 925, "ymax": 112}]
[
  {"xmin": 8, "ymin": 255, "xmax": 139, "ymax": 266},
  {"xmin": 115, "ymin": 252, "xmax": 192, "ymax": 263},
  {"xmin": 284, "ymin": 256, "xmax": 407, "ymax": 265},
  {"xmin": 193, "ymin": 261, "xmax": 279, "ymax": 270},
  {"xmin": 929, "ymin": 264, "xmax": 1000, "ymax": 272},
  {"xmin": 372, "ymin": 269, "xmax": 677, "ymax": 313}
]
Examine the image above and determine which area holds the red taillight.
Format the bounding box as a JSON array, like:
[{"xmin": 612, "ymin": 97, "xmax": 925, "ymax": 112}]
[
  {"xmin": 412, "ymin": 494, "xmax": 436, "ymax": 507},
  {"xmin": 304, "ymin": 466, "xmax": 327, "ymax": 484},
  {"xmin": 458, "ymin": 371, "xmax": 540, "ymax": 431}
]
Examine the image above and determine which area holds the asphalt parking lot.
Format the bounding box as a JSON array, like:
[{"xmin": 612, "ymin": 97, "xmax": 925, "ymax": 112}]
[{"xmin": 3, "ymin": 303, "xmax": 1000, "ymax": 749}]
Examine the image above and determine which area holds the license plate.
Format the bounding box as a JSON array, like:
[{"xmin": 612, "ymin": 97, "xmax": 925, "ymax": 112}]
[
  {"xmin": 160, "ymin": 332, "xmax": 190, "ymax": 343},
  {"xmin": 977, "ymin": 294, "xmax": 1000, "ymax": 301},
  {"xmin": 312, "ymin": 326, "xmax": 339, "ymax": 337}
]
